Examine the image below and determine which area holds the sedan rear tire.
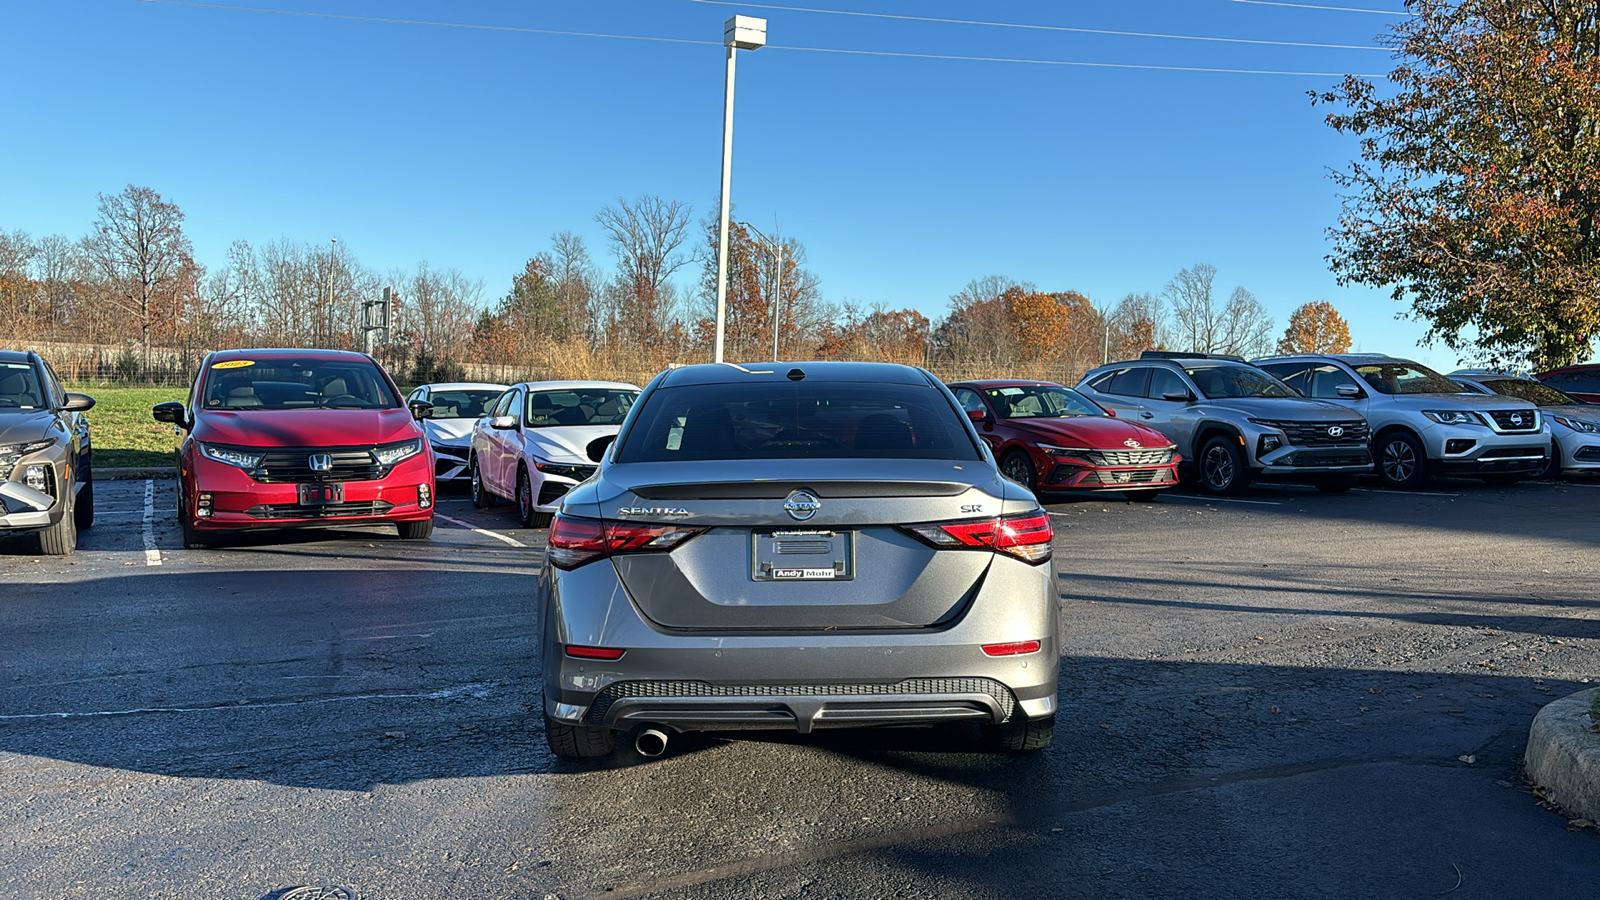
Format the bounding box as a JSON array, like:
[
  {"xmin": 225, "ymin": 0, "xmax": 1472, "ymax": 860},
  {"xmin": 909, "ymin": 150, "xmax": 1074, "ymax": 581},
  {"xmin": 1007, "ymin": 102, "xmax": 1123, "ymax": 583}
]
[
  {"xmin": 545, "ymin": 713, "xmax": 616, "ymax": 759},
  {"xmin": 982, "ymin": 713, "xmax": 1054, "ymax": 752}
]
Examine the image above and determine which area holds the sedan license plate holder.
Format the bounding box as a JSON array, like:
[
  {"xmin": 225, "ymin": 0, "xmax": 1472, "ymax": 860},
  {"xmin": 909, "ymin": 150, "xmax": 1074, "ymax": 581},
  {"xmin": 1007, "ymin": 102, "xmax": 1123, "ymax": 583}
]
[
  {"xmin": 751, "ymin": 529, "xmax": 854, "ymax": 582},
  {"xmin": 298, "ymin": 482, "xmax": 343, "ymax": 506}
]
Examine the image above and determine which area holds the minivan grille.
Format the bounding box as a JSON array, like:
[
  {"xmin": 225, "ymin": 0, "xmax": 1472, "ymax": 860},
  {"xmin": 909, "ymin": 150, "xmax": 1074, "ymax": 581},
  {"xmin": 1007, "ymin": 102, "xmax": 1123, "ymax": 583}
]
[
  {"xmin": 1253, "ymin": 419, "xmax": 1369, "ymax": 446},
  {"xmin": 252, "ymin": 449, "xmax": 388, "ymax": 483}
]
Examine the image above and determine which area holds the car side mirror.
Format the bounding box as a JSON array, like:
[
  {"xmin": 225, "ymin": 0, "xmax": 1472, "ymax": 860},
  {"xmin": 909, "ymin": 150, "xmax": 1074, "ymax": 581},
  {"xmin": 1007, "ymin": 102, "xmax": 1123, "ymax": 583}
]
[
  {"xmin": 586, "ymin": 434, "xmax": 617, "ymax": 463},
  {"xmin": 489, "ymin": 415, "xmax": 518, "ymax": 430},
  {"xmin": 152, "ymin": 401, "xmax": 187, "ymax": 426},
  {"xmin": 1162, "ymin": 391, "xmax": 1195, "ymax": 402},
  {"xmin": 408, "ymin": 400, "xmax": 434, "ymax": 421},
  {"xmin": 966, "ymin": 409, "xmax": 988, "ymax": 424},
  {"xmin": 1336, "ymin": 384, "xmax": 1362, "ymax": 398},
  {"xmin": 61, "ymin": 392, "xmax": 95, "ymax": 413},
  {"xmin": 1104, "ymin": 409, "xmax": 1117, "ymax": 417}
]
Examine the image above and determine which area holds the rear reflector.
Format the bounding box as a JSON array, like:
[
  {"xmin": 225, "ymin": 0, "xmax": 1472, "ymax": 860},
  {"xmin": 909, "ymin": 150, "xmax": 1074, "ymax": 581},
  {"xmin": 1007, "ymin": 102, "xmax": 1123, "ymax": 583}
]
[
  {"xmin": 901, "ymin": 510, "xmax": 1054, "ymax": 564},
  {"xmin": 547, "ymin": 514, "xmax": 706, "ymax": 570},
  {"xmin": 982, "ymin": 640, "xmax": 1042, "ymax": 657},
  {"xmin": 565, "ymin": 645, "xmax": 627, "ymax": 660}
]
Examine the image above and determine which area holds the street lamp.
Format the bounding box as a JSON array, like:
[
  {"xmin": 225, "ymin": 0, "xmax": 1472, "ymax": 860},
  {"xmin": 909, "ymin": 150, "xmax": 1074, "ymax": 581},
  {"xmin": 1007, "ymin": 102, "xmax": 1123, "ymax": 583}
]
[
  {"xmin": 325, "ymin": 237, "xmax": 338, "ymax": 348},
  {"xmin": 714, "ymin": 15, "xmax": 767, "ymax": 364},
  {"xmin": 740, "ymin": 221, "xmax": 784, "ymax": 362}
]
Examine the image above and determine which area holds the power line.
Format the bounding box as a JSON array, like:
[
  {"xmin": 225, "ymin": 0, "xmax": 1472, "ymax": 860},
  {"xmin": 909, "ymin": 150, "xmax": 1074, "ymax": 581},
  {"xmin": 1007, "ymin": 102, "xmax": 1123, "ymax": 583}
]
[
  {"xmin": 684, "ymin": 0, "xmax": 1386, "ymax": 51},
  {"xmin": 1228, "ymin": 0, "xmax": 1414, "ymax": 14},
  {"xmin": 134, "ymin": 0, "xmax": 1385, "ymax": 77}
]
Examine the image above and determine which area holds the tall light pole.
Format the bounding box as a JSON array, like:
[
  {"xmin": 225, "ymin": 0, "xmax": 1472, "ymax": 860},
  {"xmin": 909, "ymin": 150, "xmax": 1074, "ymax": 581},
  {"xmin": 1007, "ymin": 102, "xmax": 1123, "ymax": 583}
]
[
  {"xmin": 740, "ymin": 221, "xmax": 784, "ymax": 362},
  {"xmin": 714, "ymin": 15, "xmax": 766, "ymax": 364},
  {"xmin": 325, "ymin": 237, "xmax": 338, "ymax": 348}
]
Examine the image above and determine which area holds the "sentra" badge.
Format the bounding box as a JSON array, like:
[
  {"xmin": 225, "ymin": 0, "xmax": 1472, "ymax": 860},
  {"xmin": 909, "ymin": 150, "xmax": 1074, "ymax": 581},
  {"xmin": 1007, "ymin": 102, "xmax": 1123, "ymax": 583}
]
[{"xmin": 616, "ymin": 507, "xmax": 690, "ymax": 518}]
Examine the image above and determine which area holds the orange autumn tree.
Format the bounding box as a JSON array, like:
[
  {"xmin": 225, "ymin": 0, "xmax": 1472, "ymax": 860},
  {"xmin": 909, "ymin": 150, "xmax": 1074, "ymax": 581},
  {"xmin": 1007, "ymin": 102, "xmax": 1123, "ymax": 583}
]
[{"xmin": 1276, "ymin": 301, "xmax": 1353, "ymax": 354}]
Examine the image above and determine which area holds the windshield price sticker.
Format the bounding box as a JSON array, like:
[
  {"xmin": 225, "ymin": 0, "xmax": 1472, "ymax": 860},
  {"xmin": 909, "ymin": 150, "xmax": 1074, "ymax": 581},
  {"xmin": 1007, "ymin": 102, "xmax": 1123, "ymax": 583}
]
[{"xmin": 212, "ymin": 360, "xmax": 255, "ymax": 369}]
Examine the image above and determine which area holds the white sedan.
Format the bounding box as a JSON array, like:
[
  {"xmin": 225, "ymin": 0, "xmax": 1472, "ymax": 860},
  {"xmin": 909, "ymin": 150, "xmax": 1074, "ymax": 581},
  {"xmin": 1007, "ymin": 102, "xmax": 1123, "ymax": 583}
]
[
  {"xmin": 406, "ymin": 382, "xmax": 510, "ymax": 483},
  {"xmin": 468, "ymin": 380, "xmax": 641, "ymax": 527}
]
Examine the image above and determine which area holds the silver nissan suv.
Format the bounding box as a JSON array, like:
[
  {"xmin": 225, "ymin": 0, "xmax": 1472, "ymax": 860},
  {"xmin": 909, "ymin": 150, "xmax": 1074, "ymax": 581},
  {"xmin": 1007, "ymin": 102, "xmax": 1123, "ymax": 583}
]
[
  {"xmin": 1076, "ymin": 352, "xmax": 1372, "ymax": 494},
  {"xmin": 1255, "ymin": 354, "xmax": 1548, "ymax": 488}
]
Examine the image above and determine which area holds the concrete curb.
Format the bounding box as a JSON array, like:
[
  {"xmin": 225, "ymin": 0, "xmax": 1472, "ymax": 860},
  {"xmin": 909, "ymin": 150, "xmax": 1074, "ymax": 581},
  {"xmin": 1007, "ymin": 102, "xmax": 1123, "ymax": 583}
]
[
  {"xmin": 97, "ymin": 467, "xmax": 176, "ymax": 481},
  {"xmin": 1525, "ymin": 686, "xmax": 1600, "ymax": 822}
]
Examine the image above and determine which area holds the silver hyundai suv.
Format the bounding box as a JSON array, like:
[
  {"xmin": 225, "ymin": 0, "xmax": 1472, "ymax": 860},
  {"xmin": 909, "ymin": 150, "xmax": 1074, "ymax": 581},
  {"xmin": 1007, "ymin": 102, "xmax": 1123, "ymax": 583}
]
[
  {"xmin": 1076, "ymin": 352, "xmax": 1372, "ymax": 494},
  {"xmin": 1255, "ymin": 354, "xmax": 1548, "ymax": 488},
  {"xmin": 536, "ymin": 362, "xmax": 1058, "ymax": 759},
  {"xmin": 0, "ymin": 350, "xmax": 96, "ymax": 555}
]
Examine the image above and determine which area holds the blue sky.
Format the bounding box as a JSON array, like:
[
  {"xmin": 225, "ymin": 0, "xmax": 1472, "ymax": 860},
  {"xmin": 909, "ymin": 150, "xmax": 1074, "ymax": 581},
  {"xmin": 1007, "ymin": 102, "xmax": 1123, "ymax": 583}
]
[{"xmin": 1, "ymin": 0, "xmax": 1492, "ymax": 368}]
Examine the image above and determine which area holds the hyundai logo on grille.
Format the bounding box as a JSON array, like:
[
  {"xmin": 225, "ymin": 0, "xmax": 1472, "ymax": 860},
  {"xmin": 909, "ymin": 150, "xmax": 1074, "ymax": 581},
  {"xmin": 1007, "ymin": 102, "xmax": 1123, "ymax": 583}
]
[
  {"xmin": 1123, "ymin": 438, "xmax": 1142, "ymax": 448},
  {"xmin": 784, "ymin": 489, "xmax": 821, "ymax": 521},
  {"xmin": 308, "ymin": 453, "xmax": 333, "ymax": 472},
  {"xmin": 1327, "ymin": 426, "xmax": 1345, "ymax": 438}
]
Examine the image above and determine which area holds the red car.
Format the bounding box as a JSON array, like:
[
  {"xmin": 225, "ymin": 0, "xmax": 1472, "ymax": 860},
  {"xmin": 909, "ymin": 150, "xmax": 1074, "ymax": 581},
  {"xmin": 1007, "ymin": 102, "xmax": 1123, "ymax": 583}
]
[
  {"xmin": 946, "ymin": 380, "xmax": 1180, "ymax": 501},
  {"xmin": 153, "ymin": 349, "xmax": 436, "ymax": 548},
  {"xmin": 1533, "ymin": 364, "xmax": 1600, "ymax": 405}
]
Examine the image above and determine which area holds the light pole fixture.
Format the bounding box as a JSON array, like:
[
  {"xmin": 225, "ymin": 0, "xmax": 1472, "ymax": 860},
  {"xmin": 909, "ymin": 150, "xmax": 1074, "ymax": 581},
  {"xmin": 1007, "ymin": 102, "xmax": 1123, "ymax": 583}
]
[
  {"xmin": 714, "ymin": 15, "xmax": 766, "ymax": 364},
  {"xmin": 326, "ymin": 237, "xmax": 338, "ymax": 348},
  {"xmin": 740, "ymin": 221, "xmax": 784, "ymax": 362}
]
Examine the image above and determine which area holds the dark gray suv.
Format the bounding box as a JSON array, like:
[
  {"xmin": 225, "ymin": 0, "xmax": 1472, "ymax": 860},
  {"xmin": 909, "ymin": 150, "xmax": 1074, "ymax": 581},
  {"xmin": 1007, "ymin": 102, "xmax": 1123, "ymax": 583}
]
[
  {"xmin": 1077, "ymin": 352, "xmax": 1372, "ymax": 494},
  {"xmin": 536, "ymin": 362, "xmax": 1058, "ymax": 760},
  {"xmin": 0, "ymin": 350, "xmax": 95, "ymax": 554}
]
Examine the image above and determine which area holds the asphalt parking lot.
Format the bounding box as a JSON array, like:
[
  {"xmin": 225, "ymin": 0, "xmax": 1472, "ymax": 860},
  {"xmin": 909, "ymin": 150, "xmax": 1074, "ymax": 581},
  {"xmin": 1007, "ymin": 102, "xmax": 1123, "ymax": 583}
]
[{"xmin": 3, "ymin": 477, "xmax": 1599, "ymax": 899}]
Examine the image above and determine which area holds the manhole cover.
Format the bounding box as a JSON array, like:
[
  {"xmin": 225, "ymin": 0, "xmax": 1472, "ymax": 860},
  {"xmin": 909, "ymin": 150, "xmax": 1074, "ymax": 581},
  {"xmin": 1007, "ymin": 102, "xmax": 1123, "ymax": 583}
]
[{"xmin": 279, "ymin": 888, "xmax": 358, "ymax": 900}]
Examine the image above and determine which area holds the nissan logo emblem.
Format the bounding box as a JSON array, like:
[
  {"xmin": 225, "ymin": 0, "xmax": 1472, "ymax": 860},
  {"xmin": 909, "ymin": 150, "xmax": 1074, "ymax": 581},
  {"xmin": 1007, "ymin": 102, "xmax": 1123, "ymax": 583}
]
[
  {"xmin": 1327, "ymin": 426, "xmax": 1344, "ymax": 438},
  {"xmin": 784, "ymin": 489, "xmax": 821, "ymax": 521}
]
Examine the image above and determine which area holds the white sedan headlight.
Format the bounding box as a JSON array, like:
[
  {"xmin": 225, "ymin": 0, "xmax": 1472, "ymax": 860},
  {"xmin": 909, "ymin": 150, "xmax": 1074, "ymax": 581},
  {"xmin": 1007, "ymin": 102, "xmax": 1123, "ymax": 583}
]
[{"xmin": 1551, "ymin": 415, "xmax": 1600, "ymax": 434}]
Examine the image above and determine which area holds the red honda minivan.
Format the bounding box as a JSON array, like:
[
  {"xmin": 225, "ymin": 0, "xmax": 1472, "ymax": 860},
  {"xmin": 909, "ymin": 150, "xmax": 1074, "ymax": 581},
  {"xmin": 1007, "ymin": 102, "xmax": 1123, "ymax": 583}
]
[{"xmin": 154, "ymin": 349, "xmax": 435, "ymax": 548}]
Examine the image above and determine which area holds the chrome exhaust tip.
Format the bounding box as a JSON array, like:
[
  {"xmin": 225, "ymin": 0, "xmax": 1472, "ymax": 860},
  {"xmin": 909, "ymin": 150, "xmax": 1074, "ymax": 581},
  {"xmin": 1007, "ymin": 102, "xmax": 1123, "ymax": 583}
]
[{"xmin": 634, "ymin": 727, "xmax": 669, "ymax": 757}]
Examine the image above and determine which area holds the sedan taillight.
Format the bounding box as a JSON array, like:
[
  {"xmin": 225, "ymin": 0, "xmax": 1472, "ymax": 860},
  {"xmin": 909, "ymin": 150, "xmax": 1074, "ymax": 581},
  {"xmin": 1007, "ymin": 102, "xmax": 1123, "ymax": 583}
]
[
  {"xmin": 546, "ymin": 514, "xmax": 706, "ymax": 570},
  {"xmin": 900, "ymin": 511, "xmax": 1054, "ymax": 564}
]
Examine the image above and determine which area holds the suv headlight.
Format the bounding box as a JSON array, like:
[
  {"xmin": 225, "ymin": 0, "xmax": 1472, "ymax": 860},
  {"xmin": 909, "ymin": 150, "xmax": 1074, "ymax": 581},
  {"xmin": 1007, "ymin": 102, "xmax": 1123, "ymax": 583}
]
[
  {"xmin": 199, "ymin": 443, "xmax": 265, "ymax": 470},
  {"xmin": 1422, "ymin": 410, "xmax": 1483, "ymax": 426},
  {"xmin": 0, "ymin": 439, "xmax": 56, "ymax": 481},
  {"xmin": 1551, "ymin": 415, "xmax": 1600, "ymax": 433},
  {"xmin": 374, "ymin": 438, "xmax": 424, "ymax": 466}
]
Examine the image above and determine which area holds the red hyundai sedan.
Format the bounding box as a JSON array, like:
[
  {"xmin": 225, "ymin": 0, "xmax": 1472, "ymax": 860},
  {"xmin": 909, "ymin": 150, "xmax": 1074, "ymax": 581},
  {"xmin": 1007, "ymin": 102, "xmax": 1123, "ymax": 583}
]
[
  {"xmin": 153, "ymin": 349, "xmax": 435, "ymax": 548},
  {"xmin": 946, "ymin": 380, "xmax": 1180, "ymax": 500}
]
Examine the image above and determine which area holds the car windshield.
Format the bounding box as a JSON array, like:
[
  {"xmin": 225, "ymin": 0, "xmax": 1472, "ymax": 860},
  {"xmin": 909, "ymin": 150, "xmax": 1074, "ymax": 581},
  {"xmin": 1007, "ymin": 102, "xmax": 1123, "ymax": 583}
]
[
  {"xmin": 426, "ymin": 389, "xmax": 504, "ymax": 419},
  {"xmin": 0, "ymin": 363, "xmax": 45, "ymax": 410},
  {"xmin": 525, "ymin": 388, "xmax": 638, "ymax": 427},
  {"xmin": 1354, "ymin": 362, "xmax": 1466, "ymax": 395},
  {"xmin": 200, "ymin": 358, "xmax": 400, "ymax": 410},
  {"xmin": 617, "ymin": 381, "xmax": 981, "ymax": 463},
  {"xmin": 1183, "ymin": 365, "xmax": 1296, "ymax": 399},
  {"xmin": 984, "ymin": 385, "xmax": 1105, "ymax": 418},
  {"xmin": 1482, "ymin": 378, "xmax": 1578, "ymax": 407}
]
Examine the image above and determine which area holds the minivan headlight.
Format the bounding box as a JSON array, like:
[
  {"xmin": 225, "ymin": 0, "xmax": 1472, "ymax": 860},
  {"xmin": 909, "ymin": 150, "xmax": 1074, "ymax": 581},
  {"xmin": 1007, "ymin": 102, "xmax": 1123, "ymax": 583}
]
[
  {"xmin": 199, "ymin": 443, "xmax": 264, "ymax": 469},
  {"xmin": 1422, "ymin": 410, "xmax": 1483, "ymax": 426},
  {"xmin": 374, "ymin": 438, "xmax": 424, "ymax": 466}
]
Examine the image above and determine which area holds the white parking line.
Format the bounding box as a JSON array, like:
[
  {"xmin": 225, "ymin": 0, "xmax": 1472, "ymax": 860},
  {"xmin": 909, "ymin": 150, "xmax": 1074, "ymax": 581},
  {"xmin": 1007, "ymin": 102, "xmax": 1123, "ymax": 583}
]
[
  {"xmin": 141, "ymin": 480, "xmax": 162, "ymax": 566},
  {"xmin": 1165, "ymin": 495, "xmax": 1283, "ymax": 506},
  {"xmin": 435, "ymin": 513, "xmax": 528, "ymax": 548},
  {"xmin": 1351, "ymin": 488, "xmax": 1462, "ymax": 497}
]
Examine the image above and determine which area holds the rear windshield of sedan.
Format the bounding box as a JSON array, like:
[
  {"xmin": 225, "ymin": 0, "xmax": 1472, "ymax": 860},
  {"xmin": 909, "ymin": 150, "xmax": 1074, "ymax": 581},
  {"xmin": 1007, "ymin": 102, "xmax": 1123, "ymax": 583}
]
[
  {"xmin": 527, "ymin": 389, "xmax": 638, "ymax": 427},
  {"xmin": 616, "ymin": 382, "xmax": 981, "ymax": 462},
  {"xmin": 0, "ymin": 363, "xmax": 45, "ymax": 410},
  {"xmin": 201, "ymin": 359, "xmax": 400, "ymax": 410},
  {"xmin": 428, "ymin": 389, "xmax": 504, "ymax": 419}
]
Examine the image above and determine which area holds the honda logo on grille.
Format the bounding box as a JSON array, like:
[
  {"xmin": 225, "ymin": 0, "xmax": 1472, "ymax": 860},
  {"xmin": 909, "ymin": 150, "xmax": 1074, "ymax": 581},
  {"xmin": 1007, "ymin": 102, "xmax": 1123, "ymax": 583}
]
[
  {"xmin": 784, "ymin": 489, "xmax": 821, "ymax": 521},
  {"xmin": 1327, "ymin": 426, "xmax": 1345, "ymax": 438},
  {"xmin": 308, "ymin": 453, "xmax": 333, "ymax": 472}
]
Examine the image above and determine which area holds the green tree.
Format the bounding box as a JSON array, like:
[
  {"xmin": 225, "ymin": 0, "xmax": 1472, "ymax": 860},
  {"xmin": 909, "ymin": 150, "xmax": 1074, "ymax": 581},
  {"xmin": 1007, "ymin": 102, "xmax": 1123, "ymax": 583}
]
[{"xmin": 1316, "ymin": 1, "xmax": 1600, "ymax": 369}]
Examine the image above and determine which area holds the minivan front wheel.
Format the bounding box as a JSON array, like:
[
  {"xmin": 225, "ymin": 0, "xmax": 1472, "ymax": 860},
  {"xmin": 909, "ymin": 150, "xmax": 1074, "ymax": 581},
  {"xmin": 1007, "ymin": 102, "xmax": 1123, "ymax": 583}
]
[{"xmin": 1376, "ymin": 431, "xmax": 1430, "ymax": 489}]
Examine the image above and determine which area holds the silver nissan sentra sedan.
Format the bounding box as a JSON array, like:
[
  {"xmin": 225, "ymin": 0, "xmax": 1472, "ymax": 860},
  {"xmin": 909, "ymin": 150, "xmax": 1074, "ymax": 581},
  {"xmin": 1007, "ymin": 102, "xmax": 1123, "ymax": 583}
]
[{"xmin": 535, "ymin": 361, "xmax": 1059, "ymax": 759}]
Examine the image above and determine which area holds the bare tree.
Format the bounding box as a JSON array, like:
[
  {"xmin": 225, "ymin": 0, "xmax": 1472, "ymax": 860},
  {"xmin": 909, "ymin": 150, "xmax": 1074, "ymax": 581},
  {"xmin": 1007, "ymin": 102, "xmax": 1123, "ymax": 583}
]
[
  {"xmin": 1215, "ymin": 287, "xmax": 1275, "ymax": 358},
  {"xmin": 81, "ymin": 185, "xmax": 197, "ymax": 360},
  {"xmin": 33, "ymin": 234, "xmax": 87, "ymax": 327},
  {"xmin": 595, "ymin": 196, "xmax": 693, "ymax": 341},
  {"xmin": 393, "ymin": 263, "xmax": 484, "ymax": 381},
  {"xmin": 1165, "ymin": 263, "xmax": 1219, "ymax": 354}
]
